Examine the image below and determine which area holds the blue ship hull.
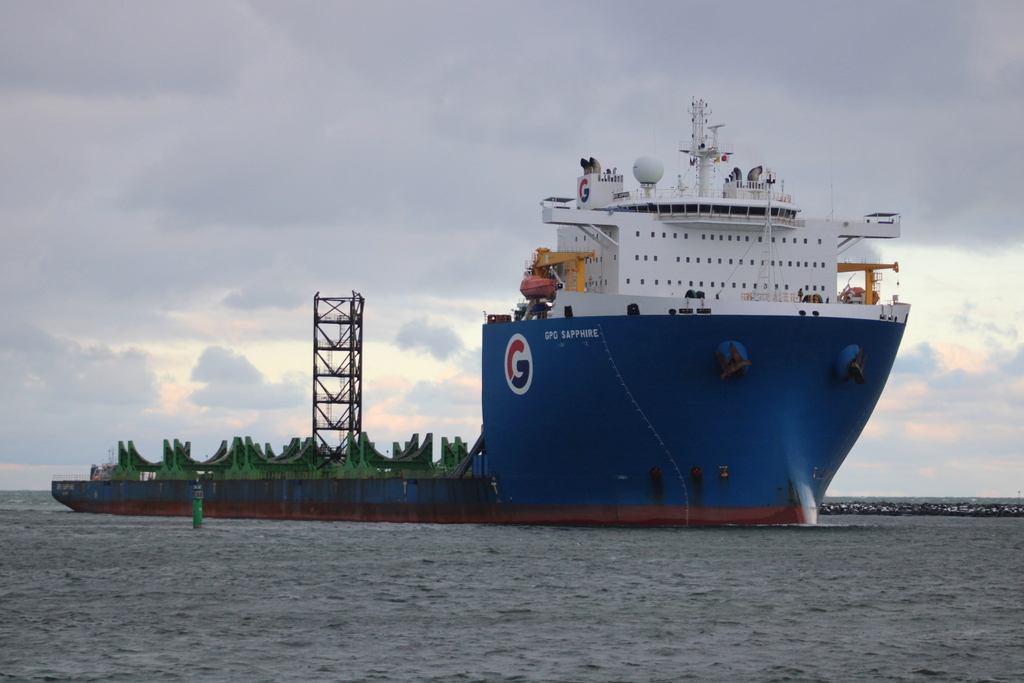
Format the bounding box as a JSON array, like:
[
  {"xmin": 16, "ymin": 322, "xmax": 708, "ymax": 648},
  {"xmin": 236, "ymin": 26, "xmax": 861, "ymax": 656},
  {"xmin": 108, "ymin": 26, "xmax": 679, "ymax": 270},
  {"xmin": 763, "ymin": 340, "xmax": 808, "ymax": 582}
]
[{"xmin": 480, "ymin": 313, "xmax": 905, "ymax": 523}]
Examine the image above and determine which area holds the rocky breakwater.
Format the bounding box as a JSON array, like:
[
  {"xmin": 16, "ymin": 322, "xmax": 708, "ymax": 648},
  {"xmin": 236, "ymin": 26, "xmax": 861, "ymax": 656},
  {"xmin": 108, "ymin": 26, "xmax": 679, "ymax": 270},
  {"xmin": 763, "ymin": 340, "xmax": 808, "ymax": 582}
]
[{"xmin": 820, "ymin": 501, "xmax": 1024, "ymax": 517}]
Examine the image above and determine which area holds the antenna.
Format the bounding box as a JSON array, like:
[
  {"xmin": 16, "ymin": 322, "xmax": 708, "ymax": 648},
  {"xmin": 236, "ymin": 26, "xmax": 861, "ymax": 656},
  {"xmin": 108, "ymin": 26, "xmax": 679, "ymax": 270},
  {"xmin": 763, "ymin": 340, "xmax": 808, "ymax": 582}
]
[{"xmin": 829, "ymin": 151, "xmax": 834, "ymax": 221}]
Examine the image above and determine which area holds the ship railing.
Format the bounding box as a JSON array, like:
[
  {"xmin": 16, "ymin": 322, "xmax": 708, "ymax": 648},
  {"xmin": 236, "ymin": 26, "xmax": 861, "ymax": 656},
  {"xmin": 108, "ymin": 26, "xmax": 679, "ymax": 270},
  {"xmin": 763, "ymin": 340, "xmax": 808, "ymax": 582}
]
[
  {"xmin": 740, "ymin": 292, "xmax": 807, "ymax": 303},
  {"xmin": 613, "ymin": 187, "xmax": 794, "ymax": 204},
  {"xmin": 653, "ymin": 213, "xmax": 801, "ymax": 228},
  {"xmin": 52, "ymin": 474, "xmax": 88, "ymax": 481}
]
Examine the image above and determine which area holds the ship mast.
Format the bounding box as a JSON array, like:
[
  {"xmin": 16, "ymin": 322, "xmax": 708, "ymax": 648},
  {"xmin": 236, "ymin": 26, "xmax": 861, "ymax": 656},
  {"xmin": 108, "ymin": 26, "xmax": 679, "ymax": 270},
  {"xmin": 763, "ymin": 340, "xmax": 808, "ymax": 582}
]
[
  {"xmin": 754, "ymin": 170, "xmax": 779, "ymax": 300},
  {"xmin": 681, "ymin": 99, "xmax": 723, "ymax": 197}
]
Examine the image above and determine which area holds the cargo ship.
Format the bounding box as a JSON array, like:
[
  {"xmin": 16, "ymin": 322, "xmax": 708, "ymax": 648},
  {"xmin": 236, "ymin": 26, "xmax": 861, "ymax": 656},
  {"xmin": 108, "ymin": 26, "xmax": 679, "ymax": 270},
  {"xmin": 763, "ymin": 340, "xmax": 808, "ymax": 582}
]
[{"xmin": 53, "ymin": 100, "xmax": 908, "ymax": 525}]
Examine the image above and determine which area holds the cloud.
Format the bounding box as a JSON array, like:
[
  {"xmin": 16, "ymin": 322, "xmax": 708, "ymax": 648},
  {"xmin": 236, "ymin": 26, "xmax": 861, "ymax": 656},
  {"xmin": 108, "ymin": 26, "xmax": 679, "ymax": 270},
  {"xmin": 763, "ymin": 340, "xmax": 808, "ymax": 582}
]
[
  {"xmin": 405, "ymin": 376, "xmax": 478, "ymax": 414},
  {"xmin": 189, "ymin": 346, "xmax": 303, "ymax": 410},
  {"xmin": 835, "ymin": 342, "xmax": 1024, "ymax": 496},
  {"xmin": 394, "ymin": 318, "xmax": 465, "ymax": 361},
  {"xmin": 892, "ymin": 343, "xmax": 938, "ymax": 375},
  {"xmin": 223, "ymin": 281, "xmax": 307, "ymax": 311},
  {"xmin": 0, "ymin": 1, "xmax": 253, "ymax": 96},
  {"xmin": 0, "ymin": 323, "xmax": 157, "ymax": 407},
  {"xmin": 191, "ymin": 346, "xmax": 263, "ymax": 384}
]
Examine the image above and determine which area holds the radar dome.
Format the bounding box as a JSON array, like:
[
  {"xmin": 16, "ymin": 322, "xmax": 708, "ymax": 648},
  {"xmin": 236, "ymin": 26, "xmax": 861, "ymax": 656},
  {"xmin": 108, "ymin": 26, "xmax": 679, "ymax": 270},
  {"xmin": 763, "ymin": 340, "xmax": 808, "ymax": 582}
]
[{"xmin": 633, "ymin": 156, "xmax": 664, "ymax": 185}]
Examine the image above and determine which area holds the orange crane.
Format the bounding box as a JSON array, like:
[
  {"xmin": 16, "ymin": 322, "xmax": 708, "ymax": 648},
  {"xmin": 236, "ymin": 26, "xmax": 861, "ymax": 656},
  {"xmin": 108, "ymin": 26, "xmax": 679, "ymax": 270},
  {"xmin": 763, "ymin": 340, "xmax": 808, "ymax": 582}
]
[
  {"xmin": 529, "ymin": 248, "xmax": 595, "ymax": 293},
  {"xmin": 837, "ymin": 261, "xmax": 899, "ymax": 305}
]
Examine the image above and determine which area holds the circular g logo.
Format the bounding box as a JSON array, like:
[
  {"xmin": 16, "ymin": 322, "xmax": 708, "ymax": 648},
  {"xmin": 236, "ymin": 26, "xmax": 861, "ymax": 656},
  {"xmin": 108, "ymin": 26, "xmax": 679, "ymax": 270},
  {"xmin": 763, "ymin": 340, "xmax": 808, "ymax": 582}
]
[
  {"xmin": 578, "ymin": 177, "xmax": 590, "ymax": 203},
  {"xmin": 504, "ymin": 334, "xmax": 532, "ymax": 394}
]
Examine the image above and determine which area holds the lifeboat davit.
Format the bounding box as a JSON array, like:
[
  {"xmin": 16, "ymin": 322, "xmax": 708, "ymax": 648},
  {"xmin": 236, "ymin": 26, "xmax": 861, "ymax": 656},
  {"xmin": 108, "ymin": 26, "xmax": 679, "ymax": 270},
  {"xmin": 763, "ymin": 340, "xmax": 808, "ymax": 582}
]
[{"xmin": 520, "ymin": 276, "xmax": 557, "ymax": 299}]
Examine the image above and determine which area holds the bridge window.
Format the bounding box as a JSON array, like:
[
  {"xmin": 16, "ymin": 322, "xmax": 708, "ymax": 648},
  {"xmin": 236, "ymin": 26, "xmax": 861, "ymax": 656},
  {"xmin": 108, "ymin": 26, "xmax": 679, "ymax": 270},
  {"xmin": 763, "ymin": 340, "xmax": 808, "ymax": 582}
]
[
  {"xmin": 641, "ymin": 279, "xmax": 645, "ymax": 284},
  {"xmin": 686, "ymin": 257, "xmax": 690, "ymax": 263},
  {"xmin": 635, "ymin": 255, "xmax": 639, "ymax": 260},
  {"xmin": 651, "ymin": 232, "xmax": 655, "ymax": 237},
  {"xmin": 626, "ymin": 278, "xmax": 630, "ymax": 283},
  {"xmin": 655, "ymin": 280, "xmax": 659, "ymax": 285},
  {"xmin": 718, "ymin": 258, "xmax": 722, "ymax": 264},
  {"xmin": 644, "ymin": 255, "xmax": 648, "ymax": 261},
  {"xmin": 729, "ymin": 259, "xmax": 733, "ymax": 264},
  {"xmin": 676, "ymin": 256, "xmax": 680, "ymax": 262},
  {"xmin": 804, "ymin": 238, "xmax": 808, "ymax": 244},
  {"xmin": 654, "ymin": 256, "xmax": 658, "ymax": 261},
  {"xmin": 636, "ymin": 231, "xmax": 640, "ymax": 237}
]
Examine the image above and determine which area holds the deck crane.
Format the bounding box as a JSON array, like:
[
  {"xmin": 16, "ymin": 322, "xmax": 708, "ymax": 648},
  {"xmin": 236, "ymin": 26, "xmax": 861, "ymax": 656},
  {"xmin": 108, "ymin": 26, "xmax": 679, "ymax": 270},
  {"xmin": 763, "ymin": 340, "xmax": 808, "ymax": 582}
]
[
  {"xmin": 837, "ymin": 261, "xmax": 899, "ymax": 305},
  {"xmin": 528, "ymin": 248, "xmax": 595, "ymax": 293}
]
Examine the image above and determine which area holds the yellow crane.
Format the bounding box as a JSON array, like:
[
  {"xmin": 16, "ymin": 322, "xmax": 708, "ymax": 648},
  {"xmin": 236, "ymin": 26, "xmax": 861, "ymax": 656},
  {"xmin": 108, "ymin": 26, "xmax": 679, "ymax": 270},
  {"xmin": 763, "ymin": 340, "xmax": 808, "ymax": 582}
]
[
  {"xmin": 529, "ymin": 248, "xmax": 595, "ymax": 292},
  {"xmin": 837, "ymin": 261, "xmax": 899, "ymax": 305}
]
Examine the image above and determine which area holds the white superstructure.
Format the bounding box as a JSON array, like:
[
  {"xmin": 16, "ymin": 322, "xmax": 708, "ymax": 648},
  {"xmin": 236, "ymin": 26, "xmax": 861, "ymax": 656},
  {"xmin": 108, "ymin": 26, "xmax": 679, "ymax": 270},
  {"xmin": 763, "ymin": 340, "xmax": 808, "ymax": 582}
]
[{"xmin": 535, "ymin": 99, "xmax": 905, "ymax": 323}]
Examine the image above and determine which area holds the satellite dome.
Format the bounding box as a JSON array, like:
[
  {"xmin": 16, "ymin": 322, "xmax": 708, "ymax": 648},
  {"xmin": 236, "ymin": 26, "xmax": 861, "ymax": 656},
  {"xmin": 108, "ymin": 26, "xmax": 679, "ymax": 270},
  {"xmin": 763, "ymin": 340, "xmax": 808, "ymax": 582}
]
[{"xmin": 633, "ymin": 156, "xmax": 664, "ymax": 185}]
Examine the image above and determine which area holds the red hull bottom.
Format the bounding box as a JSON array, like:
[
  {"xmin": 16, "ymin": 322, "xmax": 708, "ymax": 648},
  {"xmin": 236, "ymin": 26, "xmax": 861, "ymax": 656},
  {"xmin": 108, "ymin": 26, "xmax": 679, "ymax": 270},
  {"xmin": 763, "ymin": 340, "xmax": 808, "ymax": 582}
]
[{"xmin": 61, "ymin": 500, "xmax": 813, "ymax": 526}]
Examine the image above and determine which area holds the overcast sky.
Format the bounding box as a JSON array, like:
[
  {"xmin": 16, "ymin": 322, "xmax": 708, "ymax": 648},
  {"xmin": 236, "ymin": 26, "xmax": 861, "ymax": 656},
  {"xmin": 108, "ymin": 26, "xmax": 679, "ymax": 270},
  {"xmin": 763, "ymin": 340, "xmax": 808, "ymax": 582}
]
[{"xmin": 2, "ymin": 1, "xmax": 1024, "ymax": 496}]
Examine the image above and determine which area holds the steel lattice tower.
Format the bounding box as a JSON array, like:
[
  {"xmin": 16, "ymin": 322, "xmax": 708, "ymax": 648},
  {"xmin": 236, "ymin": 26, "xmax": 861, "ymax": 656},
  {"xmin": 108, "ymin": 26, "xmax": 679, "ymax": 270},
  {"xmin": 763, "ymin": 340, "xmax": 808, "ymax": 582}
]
[{"xmin": 313, "ymin": 292, "xmax": 364, "ymax": 462}]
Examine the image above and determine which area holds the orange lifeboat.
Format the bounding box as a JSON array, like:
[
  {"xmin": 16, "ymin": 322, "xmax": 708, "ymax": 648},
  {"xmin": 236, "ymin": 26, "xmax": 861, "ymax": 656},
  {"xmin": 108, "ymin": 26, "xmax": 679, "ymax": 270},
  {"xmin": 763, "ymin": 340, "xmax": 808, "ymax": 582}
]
[{"xmin": 520, "ymin": 276, "xmax": 557, "ymax": 299}]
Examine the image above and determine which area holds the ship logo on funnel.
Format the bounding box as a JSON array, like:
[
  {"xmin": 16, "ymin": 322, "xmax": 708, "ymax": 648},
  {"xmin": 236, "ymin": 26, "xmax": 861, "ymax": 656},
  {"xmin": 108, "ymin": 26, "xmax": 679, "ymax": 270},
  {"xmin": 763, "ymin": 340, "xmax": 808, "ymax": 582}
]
[{"xmin": 505, "ymin": 334, "xmax": 532, "ymax": 394}]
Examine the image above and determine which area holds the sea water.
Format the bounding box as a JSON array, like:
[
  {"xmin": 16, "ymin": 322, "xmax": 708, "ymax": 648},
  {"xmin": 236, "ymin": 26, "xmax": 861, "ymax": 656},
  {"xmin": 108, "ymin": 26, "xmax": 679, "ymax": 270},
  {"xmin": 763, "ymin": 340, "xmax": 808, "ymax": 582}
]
[{"xmin": 1, "ymin": 491, "xmax": 1021, "ymax": 682}]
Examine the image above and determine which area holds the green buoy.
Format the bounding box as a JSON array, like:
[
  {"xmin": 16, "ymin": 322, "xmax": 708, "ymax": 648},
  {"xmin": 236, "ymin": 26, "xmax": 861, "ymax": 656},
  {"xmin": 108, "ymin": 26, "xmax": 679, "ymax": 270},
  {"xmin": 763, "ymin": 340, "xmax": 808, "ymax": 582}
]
[{"xmin": 192, "ymin": 483, "xmax": 203, "ymax": 529}]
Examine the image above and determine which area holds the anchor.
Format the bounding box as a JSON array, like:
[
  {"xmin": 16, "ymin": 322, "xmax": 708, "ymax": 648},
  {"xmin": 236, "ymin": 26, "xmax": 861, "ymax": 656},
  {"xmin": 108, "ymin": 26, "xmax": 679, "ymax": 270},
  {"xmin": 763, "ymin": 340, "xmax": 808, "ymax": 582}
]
[{"xmin": 715, "ymin": 342, "xmax": 752, "ymax": 380}]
